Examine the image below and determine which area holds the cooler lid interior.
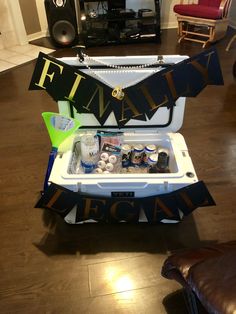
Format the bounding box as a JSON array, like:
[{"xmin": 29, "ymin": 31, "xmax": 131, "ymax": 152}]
[{"xmin": 57, "ymin": 55, "xmax": 189, "ymax": 133}]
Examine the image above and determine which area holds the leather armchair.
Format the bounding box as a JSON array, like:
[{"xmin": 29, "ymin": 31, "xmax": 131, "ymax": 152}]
[{"xmin": 161, "ymin": 241, "xmax": 236, "ymax": 313}]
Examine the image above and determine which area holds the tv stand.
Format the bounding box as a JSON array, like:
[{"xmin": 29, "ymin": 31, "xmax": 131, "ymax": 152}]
[{"xmin": 78, "ymin": 0, "xmax": 161, "ymax": 47}]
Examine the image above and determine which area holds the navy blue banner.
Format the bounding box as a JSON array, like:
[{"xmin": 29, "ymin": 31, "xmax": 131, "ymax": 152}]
[
  {"xmin": 35, "ymin": 181, "xmax": 215, "ymax": 223},
  {"xmin": 29, "ymin": 48, "xmax": 223, "ymax": 127}
]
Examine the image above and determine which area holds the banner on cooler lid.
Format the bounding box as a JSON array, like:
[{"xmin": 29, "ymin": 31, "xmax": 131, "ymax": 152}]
[
  {"xmin": 35, "ymin": 181, "xmax": 215, "ymax": 223},
  {"xmin": 29, "ymin": 48, "xmax": 224, "ymax": 127}
]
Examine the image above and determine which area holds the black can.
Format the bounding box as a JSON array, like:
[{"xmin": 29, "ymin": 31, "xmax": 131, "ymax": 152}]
[{"xmin": 156, "ymin": 151, "xmax": 170, "ymax": 173}]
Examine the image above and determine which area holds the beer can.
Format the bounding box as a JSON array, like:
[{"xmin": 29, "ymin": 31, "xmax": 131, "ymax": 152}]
[
  {"xmin": 147, "ymin": 153, "xmax": 158, "ymax": 167},
  {"xmin": 121, "ymin": 144, "xmax": 132, "ymax": 167},
  {"xmin": 143, "ymin": 144, "xmax": 156, "ymax": 164},
  {"xmin": 131, "ymin": 144, "xmax": 144, "ymax": 165},
  {"xmin": 81, "ymin": 160, "xmax": 96, "ymax": 174},
  {"xmin": 156, "ymin": 149, "xmax": 170, "ymax": 173},
  {"xmin": 157, "ymin": 147, "xmax": 169, "ymax": 155}
]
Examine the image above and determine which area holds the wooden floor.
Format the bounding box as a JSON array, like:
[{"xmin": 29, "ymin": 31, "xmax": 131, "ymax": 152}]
[{"xmin": 1, "ymin": 29, "xmax": 236, "ymax": 314}]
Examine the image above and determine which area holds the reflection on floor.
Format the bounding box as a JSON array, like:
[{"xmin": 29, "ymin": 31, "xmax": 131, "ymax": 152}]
[{"xmin": 0, "ymin": 43, "xmax": 55, "ymax": 72}]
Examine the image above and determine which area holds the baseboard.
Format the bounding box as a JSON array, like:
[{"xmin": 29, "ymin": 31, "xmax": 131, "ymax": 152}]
[
  {"xmin": 162, "ymin": 22, "xmax": 178, "ymax": 29},
  {"xmin": 27, "ymin": 30, "xmax": 48, "ymax": 41}
]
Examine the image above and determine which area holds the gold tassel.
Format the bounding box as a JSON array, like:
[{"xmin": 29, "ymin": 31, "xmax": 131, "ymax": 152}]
[{"xmin": 112, "ymin": 86, "xmax": 124, "ymax": 100}]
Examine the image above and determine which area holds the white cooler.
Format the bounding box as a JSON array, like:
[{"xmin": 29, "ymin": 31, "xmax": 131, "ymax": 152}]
[{"xmin": 48, "ymin": 54, "xmax": 198, "ymax": 223}]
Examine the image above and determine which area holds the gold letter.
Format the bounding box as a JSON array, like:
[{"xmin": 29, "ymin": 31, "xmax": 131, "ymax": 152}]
[
  {"xmin": 83, "ymin": 84, "xmax": 111, "ymax": 117},
  {"xmin": 179, "ymin": 191, "xmax": 210, "ymax": 210},
  {"xmin": 163, "ymin": 70, "xmax": 178, "ymax": 101},
  {"xmin": 162, "ymin": 70, "xmax": 190, "ymax": 101},
  {"xmin": 110, "ymin": 201, "xmax": 136, "ymax": 221},
  {"xmin": 65, "ymin": 72, "xmax": 86, "ymax": 103},
  {"xmin": 35, "ymin": 57, "xmax": 64, "ymax": 89},
  {"xmin": 45, "ymin": 189, "xmax": 64, "ymax": 210},
  {"xmin": 119, "ymin": 95, "xmax": 143, "ymax": 123},
  {"xmin": 152, "ymin": 198, "xmax": 174, "ymax": 221},
  {"xmin": 83, "ymin": 198, "xmax": 106, "ymax": 220},
  {"xmin": 139, "ymin": 84, "xmax": 169, "ymax": 111},
  {"xmin": 188, "ymin": 50, "xmax": 215, "ymax": 84}
]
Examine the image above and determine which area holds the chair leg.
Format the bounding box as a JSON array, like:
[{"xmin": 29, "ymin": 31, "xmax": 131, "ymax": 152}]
[
  {"xmin": 177, "ymin": 22, "xmax": 219, "ymax": 48},
  {"xmin": 201, "ymin": 26, "xmax": 213, "ymax": 48},
  {"xmin": 178, "ymin": 34, "xmax": 187, "ymax": 43},
  {"xmin": 178, "ymin": 21, "xmax": 183, "ymax": 36},
  {"xmin": 202, "ymin": 39, "xmax": 211, "ymax": 48},
  {"xmin": 209, "ymin": 26, "xmax": 215, "ymax": 41},
  {"xmin": 178, "ymin": 21, "xmax": 189, "ymax": 43},
  {"xmin": 226, "ymin": 34, "xmax": 236, "ymax": 52}
]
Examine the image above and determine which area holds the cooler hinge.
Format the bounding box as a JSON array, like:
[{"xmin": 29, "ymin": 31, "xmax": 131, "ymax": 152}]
[
  {"xmin": 124, "ymin": 129, "xmax": 160, "ymax": 136},
  {"xmin": 77, "ymin": 182, "xmax": 81, "ymax": 192}
]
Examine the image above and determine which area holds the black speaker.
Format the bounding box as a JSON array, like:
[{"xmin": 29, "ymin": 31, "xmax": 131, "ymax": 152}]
[{"xmin": 44, "ymin": 0, "xmax": 78, "ymax": 47}]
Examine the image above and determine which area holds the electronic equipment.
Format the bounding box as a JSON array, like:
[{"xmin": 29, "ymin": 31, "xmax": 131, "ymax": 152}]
[
  {"xmin": 108, "ymin": 0, "xmax": 125, "ymax": 10},
  {"xmin": 138, "ymin": 9, "xmax": 155, "ymax": 18},
  {"xmin": 125, "ymin": 28, "xmax": 140, "ymax": 39},
  {"xmin": 108, "ymin": 8, "xmax": 136, "ymax": 18},
  {"xmin": 88, "ymin": 10, "xmax": 97, "ymax": 18},
  {"xmin": 44, "ymin": 0, "xmax": 78, "ymax": 47}
]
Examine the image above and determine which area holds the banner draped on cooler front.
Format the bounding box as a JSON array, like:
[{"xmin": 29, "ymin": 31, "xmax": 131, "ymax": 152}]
[
  {"xmin": 35, "ymin": 181, "xmax": 215, "ymax": 223},
  {"xmin": 29, "ymin": 48, "xmax": 224, "ymax": 127}
]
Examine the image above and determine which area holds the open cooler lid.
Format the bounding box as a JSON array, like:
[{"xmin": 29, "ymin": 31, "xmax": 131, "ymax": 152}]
[{"xmin": 57, "ymin": 55, "xmax": 189, "ymax": 133}]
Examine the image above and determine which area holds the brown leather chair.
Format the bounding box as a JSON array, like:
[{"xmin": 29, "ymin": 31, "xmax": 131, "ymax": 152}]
[{"xmin": 161, "ymin": 242, "xmax": 236, "ymax": 313}]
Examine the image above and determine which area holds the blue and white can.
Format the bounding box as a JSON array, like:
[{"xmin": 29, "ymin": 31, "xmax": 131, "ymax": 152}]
[
  {"xmin": 131, "ymin": 144, "xmax": 144, "ymax": 165},
  {"xmin": 143, "ymin": 144, "xmax": 156, "ymax": 164},
  {"xmin": 147, "ymin": 153, "xmax": 158, "ymax": 167}
]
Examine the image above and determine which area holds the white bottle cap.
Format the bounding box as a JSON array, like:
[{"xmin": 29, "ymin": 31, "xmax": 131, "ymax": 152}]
[
  {"xmin": 105, "ymin": 163, "xmax": 114, "ymax": 172},
  {"xmin": 100, "ymin": 152, "xmax": 109, "ymax": 161},
  {"xmin": 95, "ymin": 168, "xmax": 103, "ymax": 174},
  {"xmin": 98, "ymin": 160, "xmax": 106, "ymax": 169},
  {"xmin": 108, "ymin": 155, "xmax": 117, "ymax": 164},
  {"xmin": 103, "ymin": 170, "xmax": 110, "ymax": 174}
]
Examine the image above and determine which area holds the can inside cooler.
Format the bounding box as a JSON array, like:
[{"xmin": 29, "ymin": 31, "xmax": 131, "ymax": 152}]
[{"xmin": 59, "ymin": 130, "xmax": 182, "ymax": 178}]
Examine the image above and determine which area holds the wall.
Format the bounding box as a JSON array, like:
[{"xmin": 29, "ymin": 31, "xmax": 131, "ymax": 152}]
[
  {"xmin": 229, "ymin": 0, "xmax": 236, "ymax": 29},
  {"xmin": 18, "ymin": 0, "xmax": 41, "ymax": 36},
  {"xmin": 35, "ymin": 0, "xmax": 50, "ymax": 37},
  {"xmin": 0, "ymin": 0, "xmax": 18, "ymax": 48},
  {"xmin": 0, "ymin": 0, "xmax": 27, "ymax": 48},
  {"xmin": 161, "ymin": 0, "xmax": 179, "ymax": 29}
]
